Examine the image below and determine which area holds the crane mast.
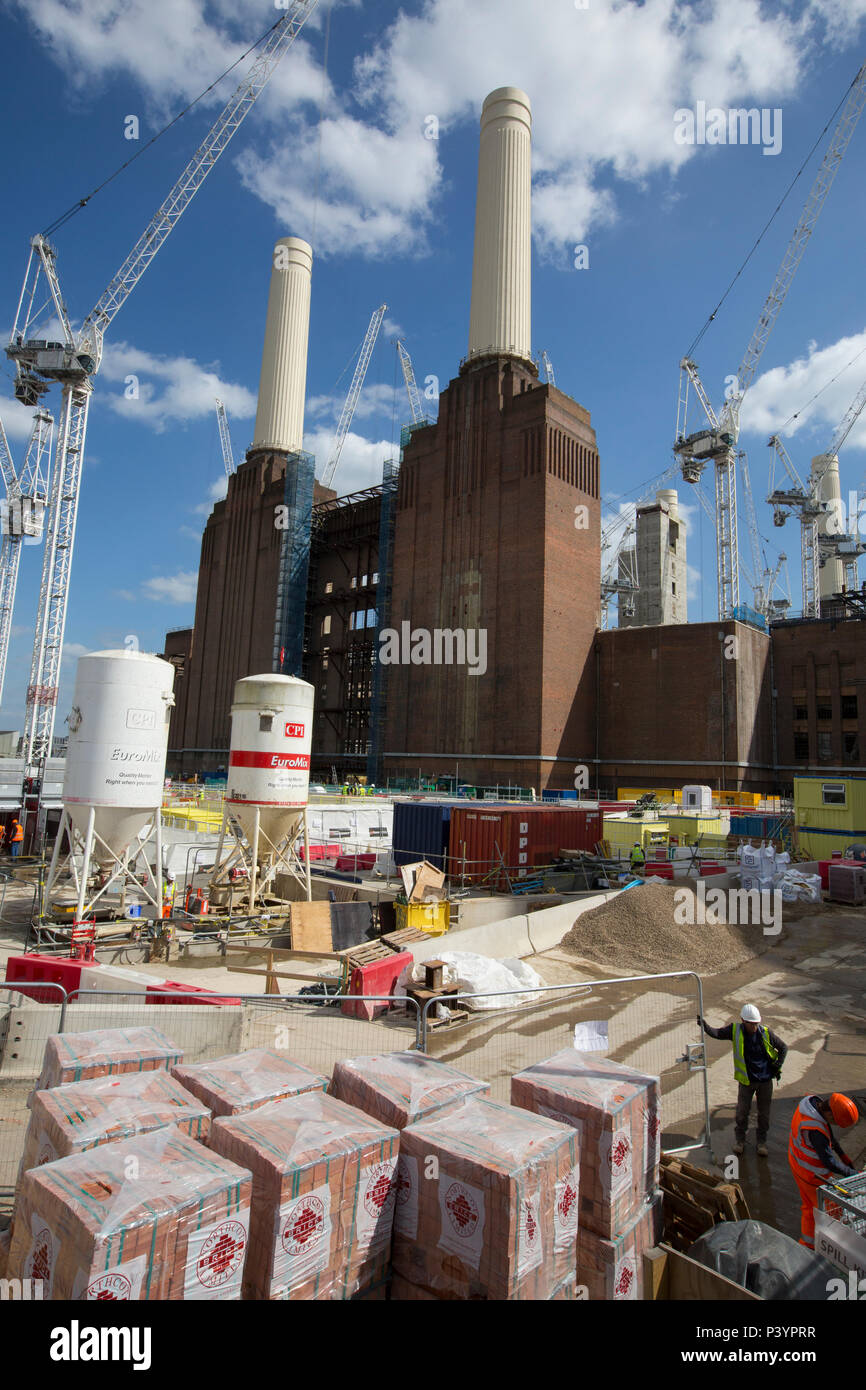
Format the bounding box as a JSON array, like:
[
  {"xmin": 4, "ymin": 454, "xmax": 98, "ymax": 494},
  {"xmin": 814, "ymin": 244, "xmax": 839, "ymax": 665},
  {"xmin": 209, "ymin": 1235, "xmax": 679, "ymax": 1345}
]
[
  {"xmin": 5, "ymin": 2, "xmax": 319, "ymax": 763},
  {"xmin": 321, "ymin": 305, "xmax": 387, "ymax": 491},
  {"xmin": 0, "ymin": 410, "xmax": 53, "ymax": 711},
  {"xmin": 674, "ymin": 60, "xmax": 866, "ymax": 620},
  {"xmin": 397, "ymin": 340, "xmax": 424, "ymax": 426},
  {"xmin": 215, "ymin": 398, "xmax": 236, "ymax": 479}
]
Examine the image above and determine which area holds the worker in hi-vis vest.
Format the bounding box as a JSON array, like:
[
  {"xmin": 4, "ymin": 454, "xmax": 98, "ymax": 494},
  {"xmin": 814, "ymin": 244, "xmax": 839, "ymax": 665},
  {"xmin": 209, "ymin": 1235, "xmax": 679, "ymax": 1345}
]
[
  {"xmin": 698, "ymin": 1004, "xmax": 788, "ymax": 1157},
  {"xmin": 629, "ymin": 843, "xmax": 645, "ymax": 874},
  {"xmin": 9, "ymin": 819, "xmax": 23, "ymax": 858},
  {"xmin": 788, "ymin": 1094, "xmax": 859, "ymax": 1248}
]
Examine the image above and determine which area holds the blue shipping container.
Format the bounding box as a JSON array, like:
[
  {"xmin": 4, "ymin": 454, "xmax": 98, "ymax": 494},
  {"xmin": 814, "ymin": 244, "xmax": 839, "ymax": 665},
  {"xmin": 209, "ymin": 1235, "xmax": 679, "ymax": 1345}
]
[
  {"xmin": 542, "ymin": 789, "xmax": 578, "ymax": 802},
  {"xmin": 392, "ymin": 802, "xmax": 452, "ymax": 870}
]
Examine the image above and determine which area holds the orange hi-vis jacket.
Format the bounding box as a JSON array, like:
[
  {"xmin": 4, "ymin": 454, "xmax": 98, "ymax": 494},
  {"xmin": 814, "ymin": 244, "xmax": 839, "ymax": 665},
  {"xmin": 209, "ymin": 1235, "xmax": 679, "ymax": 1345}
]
[
  {"xmin": 788, "ymin": 1097, "xmax": 834, "ymax": 1188},
  {"xmin": 10, "ymin": 821, "xmax": 23, "ymax": 843}
]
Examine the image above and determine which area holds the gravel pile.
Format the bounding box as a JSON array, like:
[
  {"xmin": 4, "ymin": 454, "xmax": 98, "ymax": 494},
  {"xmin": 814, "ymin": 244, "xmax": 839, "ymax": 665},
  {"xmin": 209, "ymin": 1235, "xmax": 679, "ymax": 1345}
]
[{"xmin": 560, "ymin": 881, "xmax": 775, "ymax": 975}]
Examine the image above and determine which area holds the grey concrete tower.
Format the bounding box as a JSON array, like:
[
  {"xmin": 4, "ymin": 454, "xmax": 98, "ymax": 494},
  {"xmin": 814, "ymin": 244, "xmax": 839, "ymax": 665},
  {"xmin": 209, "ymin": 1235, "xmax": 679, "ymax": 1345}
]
[
  {"xmin": 467, "ymin": 87, "xmax": 532, "ymax": 365},
  {"xmin": 252, "ymin": 236, "xmax": 313, "ymax": 453},
  {"xmin": 620, "ymin": 489, "xmax": 688, "ymax": 628}
]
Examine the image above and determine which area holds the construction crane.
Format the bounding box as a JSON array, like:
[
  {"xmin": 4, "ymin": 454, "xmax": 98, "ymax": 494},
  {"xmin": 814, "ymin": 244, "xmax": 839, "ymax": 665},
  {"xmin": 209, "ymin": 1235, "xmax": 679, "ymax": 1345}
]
[
  {"xmin": 737, "ymin": 450, "xmax": 789, "ymax": 617},
  {"xmin": 674, "ymin": 61, "xmax": 866, "ymax": 621},
  {"xmin": 396, "ymin": 340, "xmax": 425, "ymax": 427},
  {"xmin": 320, "ymin": 305, "xmax": 386, "ymax": 491},
  {"xmin": 0, "ymin": 410, "xmax": 53, "ymax": 708},
  {"xmin": 768, "ymin": 369, "xmax": 866, "ymax": 614},
  {"xmin": 215, "ymin": 398, "xmax": 236, "ymax": 480},
  {"xmin": 5, "ymin": 3, "xmax": 319, "ymax": 764},
  {"xmin": 542, "ymin": 351, "xmax": 556, "ymax": 387}
]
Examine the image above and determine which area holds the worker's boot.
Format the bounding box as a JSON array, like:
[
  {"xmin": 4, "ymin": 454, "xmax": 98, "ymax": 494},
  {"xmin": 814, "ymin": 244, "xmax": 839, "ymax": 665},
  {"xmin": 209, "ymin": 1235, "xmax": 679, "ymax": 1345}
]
[
  {"xmin": 757, "ymin": 1142, "xmax": 769, "ymax": 1157},
  {"xmin": 732, "ymin": 1139, "xmax": 744, "ymax": 1155}
]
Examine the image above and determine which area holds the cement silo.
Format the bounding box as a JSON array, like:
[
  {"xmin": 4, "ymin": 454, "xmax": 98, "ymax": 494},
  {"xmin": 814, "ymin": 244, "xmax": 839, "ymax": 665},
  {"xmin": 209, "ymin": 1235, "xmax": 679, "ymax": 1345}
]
[
  {"xmin": 46, "ymin": 649, "xmax": 175, "ymax": 921},
  {"xmin": 210, "ymin": 674, "xmax": 315, "ymax": 909}
]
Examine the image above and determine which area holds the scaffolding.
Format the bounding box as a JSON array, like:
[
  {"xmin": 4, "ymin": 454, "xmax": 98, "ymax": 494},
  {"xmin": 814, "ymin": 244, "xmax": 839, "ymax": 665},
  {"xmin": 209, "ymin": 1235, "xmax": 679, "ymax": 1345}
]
[
  {"xmin": 366, "ymin": 458, "xmax": 400, "ymax": 785},
  {"xmin": 273, "ymin": 449, "xmax": 315, "ymax": 677}
]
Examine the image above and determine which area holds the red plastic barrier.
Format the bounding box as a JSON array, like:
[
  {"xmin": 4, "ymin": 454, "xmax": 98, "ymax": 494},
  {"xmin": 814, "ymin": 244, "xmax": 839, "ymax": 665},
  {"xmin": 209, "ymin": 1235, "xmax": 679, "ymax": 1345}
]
[
  {"xmin": 644, "ymin": 865, "xmax": 674, "ymax": 880},
  {"xmin": 342, "ymin": 950, "xmax": 414, "ymax": 1022},
  {"xmin": 4, "ymin": 953, "xmax": 84, "ymax": 1004},
  {"xmin": 146, "ymin": 982, "xmax": 241, "ymax": 1007},
  {"xmin": 818, "ymin": 858, "xmax": 858, "ymax": 889},
  {"xmin": 334, "ymin": 853, "xmax": 376, "ymax": 873}
]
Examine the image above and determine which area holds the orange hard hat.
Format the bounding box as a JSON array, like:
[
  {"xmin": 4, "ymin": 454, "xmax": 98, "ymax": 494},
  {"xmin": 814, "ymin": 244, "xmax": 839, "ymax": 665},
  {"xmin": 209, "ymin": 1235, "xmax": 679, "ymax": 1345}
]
[{"xmin": 829, "ymin": 1094, "xmax": 859, "ymax": 1129}]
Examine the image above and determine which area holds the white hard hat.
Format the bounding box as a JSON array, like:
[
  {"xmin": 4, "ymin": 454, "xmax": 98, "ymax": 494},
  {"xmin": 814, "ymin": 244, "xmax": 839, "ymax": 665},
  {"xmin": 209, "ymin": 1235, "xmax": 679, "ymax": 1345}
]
[{"xmin": 741, "ymin": 1004, "xmax": 761, "ymax": 1023}]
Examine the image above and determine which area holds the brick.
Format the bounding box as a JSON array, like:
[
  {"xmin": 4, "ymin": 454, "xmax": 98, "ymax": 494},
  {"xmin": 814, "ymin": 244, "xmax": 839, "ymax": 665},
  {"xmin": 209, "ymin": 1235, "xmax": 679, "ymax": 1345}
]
[
  {"xmin": 576, "ymin": 1190, "xmax": 663, "ymax": 1301},
  {"xmin": 329, "ymin": 1051, "xmax": 489, "ymax": 1130},
  {"xmin": 18, "ymin": 1071, "xmax": 210, "ymax": 1186},
  {"xmin": 511, "ymin": 1048, "xmax": 660, "ymax": 1239},
  {"xmin": 393, "ymin": 1097, "xmax": 579, "ymax": 1300},
  {"xmin": 7, "ymin": 1129, "xmax": 251, "ymax": 1300},
  {"xmin": 209, "ymin": 1091, "xmax": 399, "ymax": 1301},
  {"xmin": 35, "ymin": 1027, "xmax": 182, "ymax": 1092},
  {"xmin": 171, "ymin": 1049, "xmax": 327, "ymax": 1119}
]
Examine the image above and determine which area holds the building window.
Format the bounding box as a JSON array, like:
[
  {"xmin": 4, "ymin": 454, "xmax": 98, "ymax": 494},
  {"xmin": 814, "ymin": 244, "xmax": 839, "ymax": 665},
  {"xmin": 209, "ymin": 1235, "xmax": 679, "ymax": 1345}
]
[
  {"xmin": 367, "ymin": 608, "xmax": 377, "ymax": 628},
  {"xmin": 321, "ymin": 656, "xmax": 329, "ymax": 670},
  {"xmin": 350, "ymin": 577, "xmax": 357, "ymax": 589},
  {"xmin": 371, "ymin": 572, "xmax": 379, "ymax": 585},
  {"xmin": 843, "ymin": 732, "xmax": 860, "ymax": 762},
  {"xmin": 793, "ymin": 733, "xmax": 809, "ymax": 759},
  {"xmin": 793, "ymin": 702, "xmax": 808, "ymax": 721},
  {"xmin": 821, "ymin": 781, "xmax": 846, "ymax": 805},
  {"xmin": 671, "ymin": 582, "xmax": 676, "ymax": 595},
  {"xmin": 841, "ymin": 694, "xmax": 858, "ymax": 720},
  {"xmin": 361, "ymin": 574, "xmax": 368, "ymax": 587},
  {"xmin": 816, "ymin": 700, "xmax": 832, "ymax": 722},
  {"xmin": 818, "ymin": 732, "xmax": 833, "ymax": 760},
  {"xmin": 322, "ymin": 615, "xmax": 331, "ymax": 636},
  {"xmin": 259, "ymin": 715, "xmax": 273, "ymax": 733},
  {"xmin": 324, "ymin": 580, "xmax": 333, "ymax": 594}
]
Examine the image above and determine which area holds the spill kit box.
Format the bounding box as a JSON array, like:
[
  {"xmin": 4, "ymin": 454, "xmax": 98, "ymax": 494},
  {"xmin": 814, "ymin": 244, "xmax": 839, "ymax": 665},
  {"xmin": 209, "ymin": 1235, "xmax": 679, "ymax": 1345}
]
[
  {"xmin": 392, "ymin": 1096, "xmax": 579, "ymax": 1300},
  {"xmin": 172, "ymin": 1049, "xmax": 327, "ymax": 1119},
  {"xmin": 35, "ymin": 1026, "xmax": 182, "ymax": 1092},
  {"xmin": 8, "ymin": 1127, "xmax": 251, "ymax": 1300},
  {"xmin": 511, "ymin": 1048, "xmax": 660, "ymax": 1238},
  {"xmin": 209, "ymin": 1091, "xmax": 399, "ymax": 1301},
  {"xmin": 329, "ymin": 1051, "xmax": 490, "ymax": 1130},
  {"xmin": 19, "ymin": 1070, "xmax": 210, "ymax": 1180}
]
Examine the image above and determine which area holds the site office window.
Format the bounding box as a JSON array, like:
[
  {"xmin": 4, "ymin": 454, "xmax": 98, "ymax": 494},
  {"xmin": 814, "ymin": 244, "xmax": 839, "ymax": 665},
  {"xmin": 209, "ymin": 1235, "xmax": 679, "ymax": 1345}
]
[{"xmin": 821, "ymin": 782, "xmax": 846, "ymax": 806}]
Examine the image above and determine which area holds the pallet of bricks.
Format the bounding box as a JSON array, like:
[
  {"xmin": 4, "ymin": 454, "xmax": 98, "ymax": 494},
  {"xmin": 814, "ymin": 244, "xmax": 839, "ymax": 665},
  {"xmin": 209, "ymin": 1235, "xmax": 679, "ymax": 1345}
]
[{"xmin": 512, "ymin": 1048, "xmax": 663, "ymax": 1300}]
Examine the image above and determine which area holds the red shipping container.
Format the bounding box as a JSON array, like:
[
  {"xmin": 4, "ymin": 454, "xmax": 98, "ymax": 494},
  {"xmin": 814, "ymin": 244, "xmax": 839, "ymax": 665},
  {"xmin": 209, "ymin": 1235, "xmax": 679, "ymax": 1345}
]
[
  {"xmin": 342, "ymin": 950, "xmax": 414, "ymax": 1021},
  {"xmin": 448, "ymin": 807, "xmax": 603, "ymax": 886},
  {"xmin": 4, "ymin": 954, "xmax": 86, "ymax": 1005}
]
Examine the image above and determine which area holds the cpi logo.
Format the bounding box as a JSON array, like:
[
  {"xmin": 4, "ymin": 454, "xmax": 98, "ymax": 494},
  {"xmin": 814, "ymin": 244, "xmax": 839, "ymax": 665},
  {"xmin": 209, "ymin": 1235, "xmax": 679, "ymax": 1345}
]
[{"xmin": 285, "ymin": 722, "xmax": 304, "ymax": 739}]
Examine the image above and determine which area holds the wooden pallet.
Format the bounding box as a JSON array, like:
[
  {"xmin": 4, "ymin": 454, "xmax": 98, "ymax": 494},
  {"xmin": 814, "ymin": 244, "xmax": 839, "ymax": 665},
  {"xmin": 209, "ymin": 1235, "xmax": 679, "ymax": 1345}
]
[
  {"xmin": 380, "ymin": 926, "xmax": 429, "ymax": 951},
  {"xmin": 660, "ymin": 1154, "xmax": 750, "ymax": 1252}
]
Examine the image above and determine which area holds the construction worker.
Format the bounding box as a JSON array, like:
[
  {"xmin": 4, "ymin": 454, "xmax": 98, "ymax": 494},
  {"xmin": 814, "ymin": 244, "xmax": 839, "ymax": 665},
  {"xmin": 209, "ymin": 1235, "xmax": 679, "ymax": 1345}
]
[
  {"xmin": 788, "ymin": 1093, "xmax": 859, "ymax": 1248},
  {"xmin": 9, "ymin": 818, "xmax": 24, "ymax": 858},
  {"xmin": 698, "ymin": 1004, "xmax": 788, "ymax": 1157},
  {"xmin": 629, "ymin": 842, "xmax": 645, "ymax": 874}
]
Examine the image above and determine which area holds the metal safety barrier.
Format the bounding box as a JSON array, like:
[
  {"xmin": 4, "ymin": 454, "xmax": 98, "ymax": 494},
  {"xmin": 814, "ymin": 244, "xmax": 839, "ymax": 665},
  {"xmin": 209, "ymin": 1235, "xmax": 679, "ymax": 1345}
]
[{"xmin": 418, "ymin": 970, "xmax": 712, "ymax": 1157}]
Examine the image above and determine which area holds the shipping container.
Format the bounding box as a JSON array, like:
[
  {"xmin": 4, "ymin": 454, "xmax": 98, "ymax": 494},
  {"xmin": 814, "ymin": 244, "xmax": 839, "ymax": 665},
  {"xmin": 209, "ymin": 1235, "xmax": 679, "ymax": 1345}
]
[
  {"xmin": 794, "ymin": 776, "xmax": 866, "ymax": 858},
  {"xmin": 447, "ymin": 806, "xmax": 603, "ymax": 886},
  {"xmin": 392, "ymin": 801, "xmax": 452, "ymax": 870},
  {"xmin": 664, "ymin": 813, "xmax": 730, "ymax": 847},
  {"xmin": 602, "ymin": 817, "xmax": 670, "ymax": 856}
]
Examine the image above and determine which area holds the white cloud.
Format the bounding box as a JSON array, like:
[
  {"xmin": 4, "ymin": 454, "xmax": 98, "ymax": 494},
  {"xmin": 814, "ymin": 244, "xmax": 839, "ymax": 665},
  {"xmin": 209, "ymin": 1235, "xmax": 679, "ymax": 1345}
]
[
  {"xmin": 0, "ymin": 396, "xmax": 44, "ymax": 446},
  {"xmin": 382, "ymin": 317, "xmax": 404, "ymax": 339},
  {"xmin": 193, "ymin": 476, "xmax": 229, "ymax": 517},
  {"xmin": 62, "ymin": 642, "xmax": 89, "ymax": 663},
  {"xmin": 142, "ymin": 571, "xmax": 198, "ymax": 604},
  {"xmin": 99, "ymin": 342, "xmax": 256, "ymax": 431},
  {"xmin": 306, "ymin": 381, "xmax": 397, "ymax": 424},
  {"xmin": 14, "ymin": 0, "xmax": 863, "ymax": 266},
  {"xmin": 304, "ymin": 427, "xmax": 396, "ymax": 495},
  {"xmin": 741, "ymin": 331, "xmax": 866, "ymax": 454}
]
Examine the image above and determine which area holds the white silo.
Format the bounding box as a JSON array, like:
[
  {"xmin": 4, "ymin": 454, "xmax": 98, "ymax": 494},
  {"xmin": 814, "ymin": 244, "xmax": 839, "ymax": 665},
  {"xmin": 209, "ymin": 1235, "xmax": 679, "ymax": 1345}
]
[
  {"xmin": 46, "ymin": 650, "xmax": 175, "ymax": 921},
  {"xmin": 211, "ymin": 674, "xmax": 315, "ymax": 908}
]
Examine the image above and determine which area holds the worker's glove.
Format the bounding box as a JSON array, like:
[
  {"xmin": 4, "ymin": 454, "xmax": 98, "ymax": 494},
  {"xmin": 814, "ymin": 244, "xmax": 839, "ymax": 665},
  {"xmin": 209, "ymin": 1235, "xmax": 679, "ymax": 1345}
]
[
  {"xmin": 696, "ymin": 1015, "xmax": 704, "ymax": 1030},
  {"xmin": 772, "ymin": 1068, "xmax": 782, "ymax": 1082}
]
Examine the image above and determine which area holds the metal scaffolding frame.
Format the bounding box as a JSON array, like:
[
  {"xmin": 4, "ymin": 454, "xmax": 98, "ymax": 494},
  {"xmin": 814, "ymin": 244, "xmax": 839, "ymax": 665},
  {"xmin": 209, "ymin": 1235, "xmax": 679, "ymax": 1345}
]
[
  {"xmin": 366, "ymin": 458, "xmax": 400, "ymax": 784},
  {"xmin": 273, "ymin": 448, "xmax": 315, "ymax": 677}
]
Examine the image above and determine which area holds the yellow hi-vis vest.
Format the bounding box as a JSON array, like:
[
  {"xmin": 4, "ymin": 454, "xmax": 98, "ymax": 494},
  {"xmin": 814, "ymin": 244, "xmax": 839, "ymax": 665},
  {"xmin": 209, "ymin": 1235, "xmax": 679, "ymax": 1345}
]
[{"xmin": 732, "ymin": 1021, "xmax": 778, "ymax": 1085}]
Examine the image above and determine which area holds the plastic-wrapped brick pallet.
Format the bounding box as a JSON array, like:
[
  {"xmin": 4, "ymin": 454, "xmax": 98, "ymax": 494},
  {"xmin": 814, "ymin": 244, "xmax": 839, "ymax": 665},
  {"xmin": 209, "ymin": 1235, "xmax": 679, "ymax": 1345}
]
[
  {"xmin": 576, "ymin": 1192, "xmax": 664, "ymax": 1300},
  {"xmin": 18, "ymin": 1071, "xmax": 211, "ymax": 1181},
  {"xmin": 171, "ymin": 1049, "xmax": 328, "ymax": 1119},
  {"xmin": 35, "ymin": 1027, "xmax": 182, "ymax": 1092},
  {"xmin": 209, "ymin": 1091, "xmax": 400, "ymax": 1300},
  {"xmin": 389, "ymin": 1272, "xmax": 579, "ymax": 1301},
  {"xmin": 511, "ymin": 1048, "xmax": 660, "ymax": 1239},
  {"xmin": 392, "ymin": 1097, "xmax": 580, "ymax": 1300},
  {"xmin": 7, "ymin": 1128, "xmax": 251, "ymax": 1300},
  {"xmin": 329, "ymin": 1051, "xmax": 490, "ymax": 1130}
]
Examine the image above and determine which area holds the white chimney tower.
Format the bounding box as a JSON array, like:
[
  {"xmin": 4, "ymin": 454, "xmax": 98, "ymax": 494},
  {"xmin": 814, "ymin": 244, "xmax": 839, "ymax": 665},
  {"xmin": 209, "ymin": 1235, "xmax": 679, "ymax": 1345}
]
[
  {"xmin": 467, "ymin": 87, "xmax": 532, "ymax": 365},
  {"xmin": 812, "ymin": 452, "xmax": 844, "ymax": 602},
  {"xmin": 252, "ymin": 236, "xmax": 313, "ymax": 454}
]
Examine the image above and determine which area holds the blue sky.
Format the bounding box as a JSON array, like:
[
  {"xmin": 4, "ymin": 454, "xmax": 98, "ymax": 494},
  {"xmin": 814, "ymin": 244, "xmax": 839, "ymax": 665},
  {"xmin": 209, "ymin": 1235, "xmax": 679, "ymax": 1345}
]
[{"xmin": 1, "ymin": 0, "xmax": 865, "ymax": 731}]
